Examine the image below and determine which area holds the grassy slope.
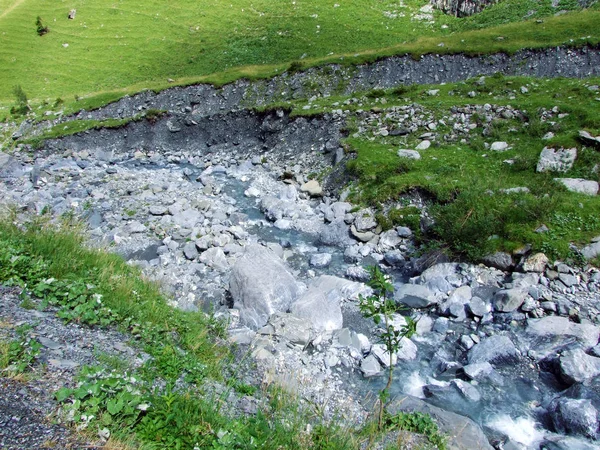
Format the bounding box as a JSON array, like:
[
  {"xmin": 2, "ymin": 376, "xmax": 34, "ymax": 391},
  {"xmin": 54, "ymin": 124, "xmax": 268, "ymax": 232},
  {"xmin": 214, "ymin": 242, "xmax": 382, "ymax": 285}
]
[{"xmin": 0, "ymin": 0, "xmax": 598, "ymax": 117}]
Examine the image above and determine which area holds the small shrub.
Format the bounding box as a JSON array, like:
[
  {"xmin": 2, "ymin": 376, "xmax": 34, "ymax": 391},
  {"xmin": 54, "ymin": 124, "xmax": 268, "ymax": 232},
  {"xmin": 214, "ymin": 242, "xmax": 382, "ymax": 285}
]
[
  {"xmin": 0, "ymin": 324, "xmax": 41, "ymax": 375},
  {"xmin": 35, "ymin": 16, "xmax": 49, "ymax": 36},
  {"xmin": 288, "ymin": 61, "xmax": 304, "ymax": 73},
  {"xmin": 10, "ymin": 85, "xmax": 29, "ymax": 117},
  {"xmin": 359, "ymin": 266, "xmax": 416, "ymax": 429}
]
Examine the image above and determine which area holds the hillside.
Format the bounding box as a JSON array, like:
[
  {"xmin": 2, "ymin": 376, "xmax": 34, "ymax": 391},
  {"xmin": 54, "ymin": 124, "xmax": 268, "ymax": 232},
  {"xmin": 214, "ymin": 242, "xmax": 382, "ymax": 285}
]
[{"xmin": 2, "ymin": 1, "xmax": 600, "ymax": 450}]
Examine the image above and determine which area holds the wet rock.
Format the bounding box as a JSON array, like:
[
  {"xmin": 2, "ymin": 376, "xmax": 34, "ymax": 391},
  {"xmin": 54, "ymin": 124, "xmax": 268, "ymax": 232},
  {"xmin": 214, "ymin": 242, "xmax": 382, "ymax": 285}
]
[
  {"xmin": 361, "ymin": 354, "xmax": 382, "ymax": 377},
  {"xmin": 396, "ymin": 226, "xmax": 413, "ymax": 238},
  {"xmin": 526, "ymin": 317, "xmax": 600, "ymax": 349},
  {"xmin": 468, "ymin": 335, "xmax": 520, "ymax": 365},
  {"xmin": 350, "ymin": 224, "xmax": 376, "ymax": 243},
  {"xmin": 394, "ymin": 284, "xmax": 439, "ymax": 308},
  {"xmin": 319, "ymin": 219, "xmax": 352, "ymax": 247},
  {"xmin": 493, "ymin": 288, "xmax": 527, "ymax": 312},
  {"xmin": 451, "ymin": 379, "xmax": 482, "ymax": 402},
  {"xmin": 549, "ymin": 398, "xmax": 598, "ymax": 439},
  {"xmin": 559, "ymin": 348, "xmax": 600, "ymax": 385},
  {"xmin": 309, "ymin": 253, "xmax": 332, "ymax": 268},
  {"xmin": 229, "ymin": 244, "xmax": 299, "ymax": 329}
]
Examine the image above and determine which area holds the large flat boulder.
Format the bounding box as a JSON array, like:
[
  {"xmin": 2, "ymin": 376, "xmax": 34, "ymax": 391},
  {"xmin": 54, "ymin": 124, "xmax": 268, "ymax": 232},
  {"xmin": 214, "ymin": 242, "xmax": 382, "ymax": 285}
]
[
  {"xmin": 229, "ymin": 244, "xmax": 300, "ymax": 329},
  {"xmin": 388, "ymin": 395, "xmax": 493, "ymax": 450},
  {"xmin": 526, "ymin": 317, "xmax": 600, "ymax": 349},
  {"xmin": 468, "ymin": 335, "xmax": 520, "ymax": 365},
  {"xmin": 290, "ymin": 278, "xmax": 343, "ymax": 332}
]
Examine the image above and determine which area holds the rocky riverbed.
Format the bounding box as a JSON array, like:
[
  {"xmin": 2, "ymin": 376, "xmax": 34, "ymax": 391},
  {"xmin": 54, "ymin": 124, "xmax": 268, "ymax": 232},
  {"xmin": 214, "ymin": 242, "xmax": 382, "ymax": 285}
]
[
  {"xmin": 3, "ymin": 46, "xmax": 600, "ymax": 449},
  {"xmin": 2, "ymin": 110, "xmax": 600, "ymax": 448}
]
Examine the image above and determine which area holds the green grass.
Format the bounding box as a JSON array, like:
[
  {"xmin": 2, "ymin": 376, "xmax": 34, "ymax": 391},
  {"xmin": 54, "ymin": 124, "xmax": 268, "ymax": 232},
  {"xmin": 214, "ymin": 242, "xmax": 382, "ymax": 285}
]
[
  {"xmin": 0, "ymin": 0, "xmax": 598, "ymax": 118},
  {"xmin": 305, "ymin": 75, "xmax": 600, "ymax": 262}
]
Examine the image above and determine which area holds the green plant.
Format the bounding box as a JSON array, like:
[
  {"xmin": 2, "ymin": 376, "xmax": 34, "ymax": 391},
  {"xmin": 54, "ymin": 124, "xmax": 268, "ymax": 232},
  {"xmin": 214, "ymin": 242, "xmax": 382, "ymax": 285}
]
[
  {"xmin": 56, "ymin": 367, "xmax": 149, "ymax": 432},
  {"xmin": 10, "ymin": 85, "xmax": 29, "ymax": 117},
  {"xmin": 358, "ymin": 266, "xmax": 416, "ymax": 430},
  {"xmin": 0, "ymin": 324, "xmax": 42, "ymax": 375},
  {"xmin": 385, "ymin": 411, "xmax": 446, "ymax": 450},
  {"xmin": 35, "ymin": 16, "xmax": 49, "ymax": 36}
]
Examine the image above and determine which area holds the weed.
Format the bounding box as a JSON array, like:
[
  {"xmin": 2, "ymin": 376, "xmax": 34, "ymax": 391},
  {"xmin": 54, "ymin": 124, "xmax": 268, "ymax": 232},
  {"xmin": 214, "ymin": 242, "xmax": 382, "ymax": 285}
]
[
  {"xmin": 35, "ymin": 16, "xmax": 49, "ymax": 37},
  {"xmin": 10, "ymin": 85, "xmax": 29, "ymax": 117},
  {"xmin": 359, "ymin": 266, "xmax": 416, "ymax": 430},
  {"xmin": 0, "ymin": 324, "xmax": 42, "ymax": 375},
  {"xmin": 385, "ymin": 411, "xmax": 446, "ymax": 450}
]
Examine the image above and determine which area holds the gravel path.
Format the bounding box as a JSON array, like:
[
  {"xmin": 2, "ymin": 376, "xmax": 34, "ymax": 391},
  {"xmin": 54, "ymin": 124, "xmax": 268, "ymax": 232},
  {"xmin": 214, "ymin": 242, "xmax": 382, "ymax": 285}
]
[{"xmin": 0, "ymin": 287, "xmax": 141, "ymax": 449}]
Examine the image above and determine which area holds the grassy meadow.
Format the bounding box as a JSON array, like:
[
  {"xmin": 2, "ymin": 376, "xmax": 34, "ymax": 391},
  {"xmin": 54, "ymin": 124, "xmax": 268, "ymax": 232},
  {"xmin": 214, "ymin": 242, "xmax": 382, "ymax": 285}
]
[{"xmin": 0, "ymin": 0, "xmax": 598, "ymax": 116}]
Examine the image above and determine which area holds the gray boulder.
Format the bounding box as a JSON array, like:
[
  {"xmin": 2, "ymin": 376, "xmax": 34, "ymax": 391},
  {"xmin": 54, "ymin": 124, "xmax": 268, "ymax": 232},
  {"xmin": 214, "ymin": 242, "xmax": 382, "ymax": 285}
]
[
  {"xmin": 555, "ymin": 178, "xmax": 599, "ymax": 196},
  {"xmin": 309, "ymin": 253, "xmax": 332, "ymax": 268},
  {"xmin": 468, "ymin": 335, "xmax": 520, "ymax": 365},
  {"xmin": 482, "ymin": 252, "xmax": 513, "ymax": 271},
  {"xmin": 536, "ymin": 147, "xmax": 577, "ymax": 173},
  {"xmin": 388, "ymin": 395, "xmax": 494, "ymax": 450},
  {"xmin": 229, "ymin": 244, "xmax": 299, "ymax": 329},
  {"xmin": 199, "ymin": 247, "xmax": 229, "ymax": 271},
  {"xmin": 549, "ymin": 398, "xmax": 598, "ymax": 439},
  {"xmin": 581, "ymin": 241, "xmax": 600, "ymax": 260},
  {"xmin": 493, "ymin": 288, "xmax": 527, "ymax": 312},
  {"xmin": 319, "ymin": 219, "xmax": 352, "ymax": 247},
  {"xmin": 526, "ymin": 317, "xmax": 600, "ymax": 349},
  {"xmin": 360, "ymin": 354, "xmax": 382, "ymax": 377},
  {"xmin": 290, "ymin": 283, "xmax": 343, "ymax": 332},
  {"xmin": 394, "ymin": 284, "xmax": 439, "ymax": 308},
  {"xmin": 559, "ymin": 348, "xmax": 600, "ymax": 385}
]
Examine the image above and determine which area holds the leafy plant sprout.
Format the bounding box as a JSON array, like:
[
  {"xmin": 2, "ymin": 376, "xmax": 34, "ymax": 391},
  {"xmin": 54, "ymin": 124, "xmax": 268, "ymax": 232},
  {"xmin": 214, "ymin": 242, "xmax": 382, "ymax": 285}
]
[{"xmin": 359, "ymin": 265, "xmax": 417, "ymax": 430}]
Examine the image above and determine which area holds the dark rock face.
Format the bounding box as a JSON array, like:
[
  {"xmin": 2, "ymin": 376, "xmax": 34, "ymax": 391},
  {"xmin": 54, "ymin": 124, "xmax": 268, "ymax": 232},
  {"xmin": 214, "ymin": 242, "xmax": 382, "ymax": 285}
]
[{"xmin": 431, "ymin": 0, "xmax": 500, "ymax": 17}]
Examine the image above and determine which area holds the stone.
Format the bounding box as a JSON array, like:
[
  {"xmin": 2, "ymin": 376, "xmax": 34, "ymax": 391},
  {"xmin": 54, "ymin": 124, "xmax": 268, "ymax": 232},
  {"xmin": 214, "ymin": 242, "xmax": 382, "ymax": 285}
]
[
  {"xmin": 415, "ymin": 140, "xmax": 431, "ymax": 150},
  {"xmin": 555, "ymin": 178, "xmax": 599, "ymax": 196},
  {"xmin": 396, "ymin": 337, "xmax": 418, "ymax": 361},
  {"xmin": 490, "ymin": 141, "xmax": 509, "ymax": 151},
  {"xmin": 199, "ymin": 247, "xmax": 229, "ymax": 271},
  {"xmin": 397, "ymin": 149, "xmax": 421, "ymax": 160},
  {"xmin": 451, "ymin": 379, "xmax": 481, "ymax": 402},
  {"xmin": 581, "ymin": 241, "xmax": 600, "ymax": 260},
  {"xmin": 127, "ymin": 221, "xmax": 146, "ymax": 234},
  {"xmin": 579, "ymin": 130, "xmax": 600, "ymax": 146},
  {"xmin": 396, "ymin": 226, "xmax": 413, "ymax": 238},
  {"xmin": 319, "ymin": 219, "xmax": 352, "ymax": 247},
  {"xmin": 229, "ymin": 244, "xmax": 299, "ymax": 329},
  {"xmin": 183, "ymin": 241, "xmax": 199, "ymax": 260},
  {"xmin": 360, "ymin": 354, "xmax": 382, "ymax": 377},
  {"xmin": 493, "ymin": 288, "xmax": 527, "ymax": 312},
  {"xmin": 536, "ymin": 147, "xmax": 577, "ymax": 173},
  {"xmin": 149, "ymin": 206, "xmax": 168, "ymax": 216},
  {"xmin": 309, "ymin": 253, "xmax": 332, "ymax": 268},
  {"xmin": 290, "ymin": 284, "xmax": 343, "ymax": 332},
  {"xmin": 300, "ymin": 179, "xmax": 323, "ymax": 197},
  {"xmin": 559, "ymin": 348, "xmax": 600, "ymax": 384},
  {"xmin": 549, "ymin": 398, "xmax": 598, "ymax": 439},
  {"xmin": 467, "ymin": 296, "xmax": 490, "ymax": 317},
  {"xmin": 350, "ymin": 225, "xmax": 376, "ymax": 243},
  {"xmin": 388, "ymin": 395, "xmax": 494, "ymax": 449},
  {"xmin": 371, "ymin": 344, "xmax": 398, "ymax": 367},
  {"xmin": 526, "ymin": 316, "xmax": 600, "ymax": 349},
  {"xmin": 482, "ymin": 252, "xmax": 513, "ymax": 271},
  {"xmin": 463, "ymin": 362, "xmax": 493, "ymax": 380},
  {"xmin": 266, "ymin": 313, "xmax": 313, "ymax": 347},
  {"xmin": 468, "ymin": 335, "xmax": 520, "ymax": 365},
  {"xmin": 522, "ymin": 252, "xmax": 549, "ymax": 272},
  {"xmin": 353, "ymin": 209, "xmax": 377, "ymax": 232},
  {"xmin": 378, "ymin": 230, "xmax": 402, "ymax": 249},
  {"xmin": 394, "ymin": 284, "xmax": 438, "ymax": 308}
]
